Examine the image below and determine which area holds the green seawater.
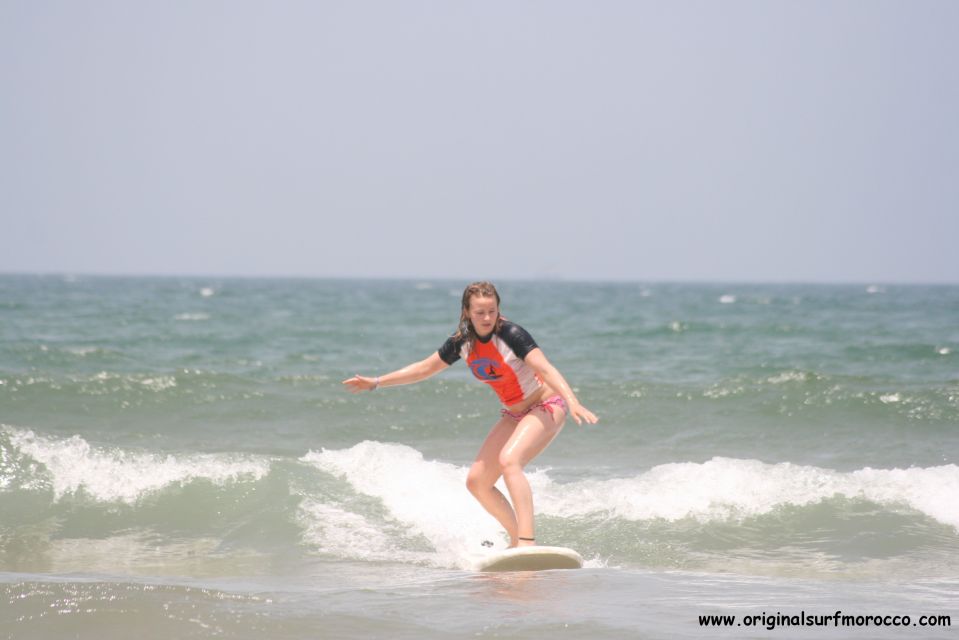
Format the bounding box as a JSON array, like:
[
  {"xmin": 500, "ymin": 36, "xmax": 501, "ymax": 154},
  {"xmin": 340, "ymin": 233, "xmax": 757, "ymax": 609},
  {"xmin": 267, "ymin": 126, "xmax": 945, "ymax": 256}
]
[{"xmin": 1, "ymin": 275, "xmax": 957, "ymax": 639}]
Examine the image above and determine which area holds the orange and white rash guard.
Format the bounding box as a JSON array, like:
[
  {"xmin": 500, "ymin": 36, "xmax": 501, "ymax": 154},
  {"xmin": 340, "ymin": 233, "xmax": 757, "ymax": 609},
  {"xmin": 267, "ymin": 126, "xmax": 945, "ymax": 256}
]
[{"xmin": 437, "ymin": 321, "xmax": 541, "ymax": 406}]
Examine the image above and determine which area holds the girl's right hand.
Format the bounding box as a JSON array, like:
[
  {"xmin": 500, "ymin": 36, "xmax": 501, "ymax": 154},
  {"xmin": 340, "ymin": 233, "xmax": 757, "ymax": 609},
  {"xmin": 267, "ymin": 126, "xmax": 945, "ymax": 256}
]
[{"xmin": 342, "ymin": 375, "xmax": 378, "ymax": 393}]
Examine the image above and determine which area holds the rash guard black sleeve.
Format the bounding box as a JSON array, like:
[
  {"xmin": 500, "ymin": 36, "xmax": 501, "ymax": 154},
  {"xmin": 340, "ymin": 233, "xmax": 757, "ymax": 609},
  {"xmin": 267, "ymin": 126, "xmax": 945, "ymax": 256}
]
[
  {"xmin": 437, "ymin": 335, "xmax": 465, "ymax": 365},
  {"xmin": 497, "ymin": 321, "xmax": 539, "ymax": 360}
]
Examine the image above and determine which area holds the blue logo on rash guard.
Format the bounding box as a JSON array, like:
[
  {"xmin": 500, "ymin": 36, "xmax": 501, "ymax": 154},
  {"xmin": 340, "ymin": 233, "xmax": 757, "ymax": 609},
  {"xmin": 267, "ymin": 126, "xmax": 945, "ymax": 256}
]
[{"xmin": 469, "ymin": 358, "xmax": 502, "ymax": 381}]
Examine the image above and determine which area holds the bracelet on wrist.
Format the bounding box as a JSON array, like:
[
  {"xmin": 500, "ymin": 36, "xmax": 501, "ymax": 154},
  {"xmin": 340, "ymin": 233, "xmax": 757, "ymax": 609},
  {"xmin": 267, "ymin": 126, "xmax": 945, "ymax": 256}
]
[{"xmin": 372, "ymin": 376, "xmax": 380, "ymax": 391}]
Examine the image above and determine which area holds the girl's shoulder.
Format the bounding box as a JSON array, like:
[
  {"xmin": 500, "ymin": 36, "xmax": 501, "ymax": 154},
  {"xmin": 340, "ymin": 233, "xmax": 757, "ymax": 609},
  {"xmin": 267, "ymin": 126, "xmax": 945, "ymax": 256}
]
[
  {"xmin": 438, "ymin": 331, "xmax": 468, "ymax": 364},
  {"xmin": 496, "ymin": 318, "xmax": 524, "ymax": 333},
  {"xmin": 495, "ymin": 320, "xmax": 538, "ymax": 358}
]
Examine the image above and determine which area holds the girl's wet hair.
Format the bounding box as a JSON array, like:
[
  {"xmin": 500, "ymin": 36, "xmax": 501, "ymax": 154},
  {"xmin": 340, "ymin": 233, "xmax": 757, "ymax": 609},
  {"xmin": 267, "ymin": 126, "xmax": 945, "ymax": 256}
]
[{"xmin": 454, "ymin": 281, "xmax": 503, "ymax": 354}]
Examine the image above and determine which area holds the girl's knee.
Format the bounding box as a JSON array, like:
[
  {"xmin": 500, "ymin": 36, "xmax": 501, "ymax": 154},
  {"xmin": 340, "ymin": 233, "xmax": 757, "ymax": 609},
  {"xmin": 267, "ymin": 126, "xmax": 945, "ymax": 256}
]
[
  {"xmin": 466, "ymin": 465, "xmax": 495, "ymax": 494},
  {"xmin": 465, "ymin": 472, "xmax": 481, "ymax": 494},
  {"xmin": 497, "ymin": 452, "xmax": 524, "ymax": 475}
]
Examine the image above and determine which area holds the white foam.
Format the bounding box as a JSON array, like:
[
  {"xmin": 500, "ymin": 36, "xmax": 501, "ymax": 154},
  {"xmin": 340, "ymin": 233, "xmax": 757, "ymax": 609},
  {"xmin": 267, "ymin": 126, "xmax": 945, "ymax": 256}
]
[
  {"xmin": 301, "ymin": 441, "xmax": 520, "ymax": 568},
  {"xmin": 140, "ymin": 376, "xmax": 177, "ymax": 392},
  {"xmin": 65, "ymin": 346, "xmax": 102, "ymax": 357},
  {"xmin": 297, "ymin": 499, "xmax": 396, "ymax": 559},
  {"xmin": 5, "ymin": 428, "xmax": 270, "ymax": 502},
  {"xmin": 0, "ymin": 432, "xmax": 48, "ymax": 492},
  {"xmin": 63, "ymin": 371, "xmax": 179, "ymax": 394},
  {"xmin": 539, "ymin": 457, "xmax": 959, "ymax": 531},
  {"xmin": 300, "ymin": 442, "xmax": 959, "ymax": 568},
  {"xmin": 200, "ymin": 287, "xmax": 216, "ymax": 298},
  {"xmin": 766, "ymin": 371, "xmax": 811, "ymax": 385},
  {"xmin": 298, "ymin": 442, "xmax": 951, "ymax": 565},
  {"xmin": 719, "ymin": 295, "xmax": 736, "ymax": 304},
  {"xmin": 703, "ymin": 384, "xmax": 744, "ymax": 399},
  {"xmin": 174, "ymin": 313, "xmax": 210, "ymax": 321}
]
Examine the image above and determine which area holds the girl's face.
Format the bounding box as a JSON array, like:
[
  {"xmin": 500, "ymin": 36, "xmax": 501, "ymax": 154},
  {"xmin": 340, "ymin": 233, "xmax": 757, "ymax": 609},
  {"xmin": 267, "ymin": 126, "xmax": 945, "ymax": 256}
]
[{"xmin": 468, "ymin": 295, "xmax": 499, "ymax": 337}]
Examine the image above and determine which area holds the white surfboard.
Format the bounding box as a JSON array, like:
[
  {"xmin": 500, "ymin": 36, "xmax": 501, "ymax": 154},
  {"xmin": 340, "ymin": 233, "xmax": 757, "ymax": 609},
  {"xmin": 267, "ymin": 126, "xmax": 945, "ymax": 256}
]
[{"xmin": 475, "ymin": 546, "xmax": 583, "ymax": 572}]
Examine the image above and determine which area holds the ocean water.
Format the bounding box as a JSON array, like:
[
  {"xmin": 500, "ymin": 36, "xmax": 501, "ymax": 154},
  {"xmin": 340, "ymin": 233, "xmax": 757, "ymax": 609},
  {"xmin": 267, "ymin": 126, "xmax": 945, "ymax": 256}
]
[{"xmin": 1, "ymin": 275, "xmax": 957, "ymax": 639}]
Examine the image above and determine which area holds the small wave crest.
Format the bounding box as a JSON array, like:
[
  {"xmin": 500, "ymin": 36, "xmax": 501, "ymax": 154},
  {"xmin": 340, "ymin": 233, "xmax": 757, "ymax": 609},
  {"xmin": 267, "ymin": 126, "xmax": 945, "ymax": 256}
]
[
  {"xmin": 300, "ymin": 442, "xmax": 959, "ymax": 572},
  {"xmin": 541, "ymin": 457, "xmax": 959, "ymax": 531},
  {"xmin": 300, "ymin": 441, "xmax": 511, "ymax": 569},
  {"xmin": 4, "ymin": 434, "xmax": 956, "ymax": 575},
  {"xmin": 2, "ymin": 426, "xmax": 270, "ymax": 502},
  {"xmin": 690, "ymin": 370, "xmax": 959, "ymax": 423}
]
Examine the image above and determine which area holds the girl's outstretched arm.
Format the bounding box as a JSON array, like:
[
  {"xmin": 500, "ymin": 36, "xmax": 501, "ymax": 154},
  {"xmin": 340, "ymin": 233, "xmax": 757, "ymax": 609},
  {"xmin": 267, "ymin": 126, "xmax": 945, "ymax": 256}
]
[
  {"xmin": 342, "ymin": 352, "xmax": 449, "ymax": 393},
  {"xmin": 523, "ymin": 348, "xmax": 599, "ymax": 425}
]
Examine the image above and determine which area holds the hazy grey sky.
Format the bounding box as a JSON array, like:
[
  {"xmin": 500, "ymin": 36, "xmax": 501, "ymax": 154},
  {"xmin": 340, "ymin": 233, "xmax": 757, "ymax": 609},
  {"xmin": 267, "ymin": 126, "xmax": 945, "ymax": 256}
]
[{"xmin": 2, "ymin": 1, "xmax": 957, "ymax": 283}]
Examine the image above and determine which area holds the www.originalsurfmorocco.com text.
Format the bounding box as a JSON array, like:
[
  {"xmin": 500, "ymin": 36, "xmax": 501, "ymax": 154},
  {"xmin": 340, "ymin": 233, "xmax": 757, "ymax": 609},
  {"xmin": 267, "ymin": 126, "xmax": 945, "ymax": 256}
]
[{"xmin": 699, "ymin": 610, "xmax": 951, "ymax": 632}]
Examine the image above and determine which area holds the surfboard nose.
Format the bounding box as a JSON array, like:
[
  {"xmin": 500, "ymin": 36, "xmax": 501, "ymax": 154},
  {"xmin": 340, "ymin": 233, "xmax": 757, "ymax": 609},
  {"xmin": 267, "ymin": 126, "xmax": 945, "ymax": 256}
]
[{"xmin": 476, "ymin": 546, "xmax": 584, "ymax": 572}]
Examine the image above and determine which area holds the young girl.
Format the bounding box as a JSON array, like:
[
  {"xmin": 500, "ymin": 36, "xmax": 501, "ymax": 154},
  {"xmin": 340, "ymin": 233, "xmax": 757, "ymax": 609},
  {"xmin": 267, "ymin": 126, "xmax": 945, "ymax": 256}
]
[{"xmin": 343, "ymin": 281, "xmax": 598, "ymax": 548}]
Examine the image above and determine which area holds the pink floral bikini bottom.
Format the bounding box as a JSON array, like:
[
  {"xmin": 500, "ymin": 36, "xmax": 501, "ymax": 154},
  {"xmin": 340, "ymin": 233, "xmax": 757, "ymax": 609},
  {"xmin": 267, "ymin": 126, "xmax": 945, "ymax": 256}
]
[{"xmin": 500, "ymin": 394, "xmax": 568, "ymax": 422}]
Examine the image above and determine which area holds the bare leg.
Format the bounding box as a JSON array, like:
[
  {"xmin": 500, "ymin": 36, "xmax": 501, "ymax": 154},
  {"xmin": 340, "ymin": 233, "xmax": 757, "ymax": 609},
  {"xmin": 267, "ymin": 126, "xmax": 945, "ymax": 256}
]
[
  {"xmin": 498, "ymin": 404, "xmax": 566, "ymax": 547},
  {"xmin": 466, "ymin": 416, "xmax": 522, "ymax": 545}
]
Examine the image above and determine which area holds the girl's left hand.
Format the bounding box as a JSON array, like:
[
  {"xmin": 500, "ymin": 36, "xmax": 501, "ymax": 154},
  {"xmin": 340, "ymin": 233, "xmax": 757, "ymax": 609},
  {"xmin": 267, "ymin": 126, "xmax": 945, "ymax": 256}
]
[{"xmin": 567, "ymin": 402, "xmax": 599, "ymax": 425}]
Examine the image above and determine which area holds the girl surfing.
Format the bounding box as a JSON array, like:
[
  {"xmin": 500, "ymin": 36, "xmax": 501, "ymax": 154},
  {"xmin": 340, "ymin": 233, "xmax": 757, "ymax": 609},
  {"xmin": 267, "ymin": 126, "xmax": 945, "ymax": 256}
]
[{"xmin": 343, "ymin": 281, "xmax": 598, "ymax": 548}]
